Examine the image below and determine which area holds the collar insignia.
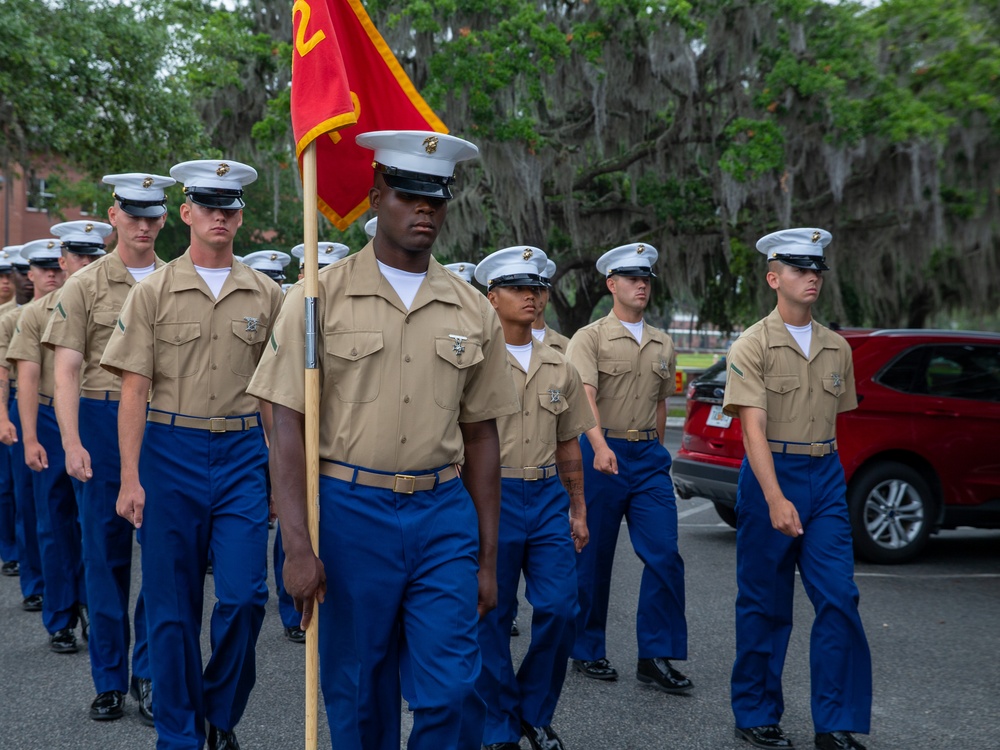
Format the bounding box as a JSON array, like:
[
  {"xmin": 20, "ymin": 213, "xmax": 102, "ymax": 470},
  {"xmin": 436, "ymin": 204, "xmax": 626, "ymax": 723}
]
[{"xmin": 244, "ymin": 316, "xmax": 259, "ymax": 333}]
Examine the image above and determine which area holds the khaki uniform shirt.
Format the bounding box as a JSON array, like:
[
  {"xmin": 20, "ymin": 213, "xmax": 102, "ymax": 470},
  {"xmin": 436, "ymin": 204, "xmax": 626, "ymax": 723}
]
[
  {"xmin": 0, "ymin": 304, "xmax": 23, "ymax": 379},
  {"xmin": 100, "ymin": 250, "xmax": 283, "ymax": 418},
  {"xmin": 248, "ymin": 244, "xmax": 520, "ymax": 473},
  {"xmin": 536, "ymin": 325, "xmax": 570, "ymax": 353},
  {"xmin": 498, "ymin": 340, "xmax": 596, "ymax": 469},
  {"xmin": 723, "ymin": 307, "xmax": 857, "ymax": 443},
  {"xmin": 567, "ymin": 311, "xmax": 677, "ymax": 431},
  {"xmin": 43, "ymin": 250, "xmax": 165, "ymax": 394},
  {"xmin": 7, "ymin": 291, "xmax": 61, "ymax": 398}
]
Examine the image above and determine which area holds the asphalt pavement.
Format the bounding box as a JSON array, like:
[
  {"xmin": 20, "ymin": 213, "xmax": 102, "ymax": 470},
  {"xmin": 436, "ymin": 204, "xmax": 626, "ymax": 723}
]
[{"xmin": 1, "ymin": 427, "xmax": 998, "ymax": 749}]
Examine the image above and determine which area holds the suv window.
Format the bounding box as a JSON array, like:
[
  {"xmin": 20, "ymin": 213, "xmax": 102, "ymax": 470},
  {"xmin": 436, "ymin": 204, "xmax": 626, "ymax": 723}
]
[{"xmin": 877, "ymin": 344, "xmax": 1000, "ymax": 402}]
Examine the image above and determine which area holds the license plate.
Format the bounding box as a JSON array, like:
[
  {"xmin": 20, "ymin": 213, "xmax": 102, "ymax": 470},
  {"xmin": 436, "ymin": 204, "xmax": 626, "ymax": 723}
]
[{"xmin": 706, "ymin": 404, "xmax": 732, "ymax": 429}]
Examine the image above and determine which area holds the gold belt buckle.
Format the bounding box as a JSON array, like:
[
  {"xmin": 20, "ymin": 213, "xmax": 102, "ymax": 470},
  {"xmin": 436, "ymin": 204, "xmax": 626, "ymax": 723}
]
[
  {"xmin": 523, "ymin": 466, "xmax": 539, "ymax": 481},
  {"xmin": 393, "ymin": 474, "xmax": 416, "ymax": 494},
  {"xmin": 810, "ymin": 442, "xmax": 826, "ymax": 457},
  {"xmin": 626, "ymin": 429, "xmax": 639, "ymax": 442},
  {"xmin": 209, "ymin": 418, "xmax": 227, "ymax": 433}
]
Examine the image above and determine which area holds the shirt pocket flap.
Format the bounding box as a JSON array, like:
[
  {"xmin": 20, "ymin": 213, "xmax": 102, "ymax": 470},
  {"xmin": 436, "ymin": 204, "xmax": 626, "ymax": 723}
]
[
  {"xmin": 597, "ymin": 359, "xmax": 632, "ymax": 376},
  {"xmin": 651, "ymin": 360, "xmax": 672, "ymax": 379},
  {"xmin": 434, "ymin": 336, "xmax": 484, "ymax": 369},
  {"xmin": 538, "ymin": 390, "xmax": 569, "ymax": 415},
  {"xmin": 93, "ymin": 310, "xmax": 119, "ymax": 328},
  {"xmin": 764, "ymin": 375, "xmax": 801, "ymax": 394},
  {"xmin": 154, "ymin": 322, "xmax": 201, "ymax": 346},
  {"xmin": 325, "ymin": 330, "xmax": 384, "ymax": 361},
  {"xmin": 822, "ymin": 376, "xmax": 844, "ymax": 397},
  {"xmin": 232, "ymin": 318, "xmax": 268, "ymax": 345}
]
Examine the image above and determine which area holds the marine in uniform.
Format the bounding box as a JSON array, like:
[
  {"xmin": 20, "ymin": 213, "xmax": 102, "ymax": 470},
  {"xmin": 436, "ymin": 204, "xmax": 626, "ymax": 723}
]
[
  {"xmin": 43, "ymin": 174, "xmax": 173, "ymax": 724},
  {"xmin": 291, "ymin": 241, "xmax": 349, "ymax": 281},
  {"xmin": 0, "ymin": 249, "xmax": 20, "ymax": 576},
  {"xmin": 473, "ymin": 247, "xmax": 595, "ymax": 750},
  {"xmin": 531, "ymin": 259, "xmax": 570, "ymax": 353},
  {"xmin": 566, "ymin": 242, "xmax": 692, "ymax": 692},
  {"xmin": 249, "ymin": 130, "xmax": 519, "ymax": 750},
  {"xmin": 0, "ymin": 245, "xmax": 45, "ymax": 611},
  {"xmin": 8, "ymin": 228, "xmax": 105, "ymax": 653},
  {"xmin": 101, "ymin": 159, "xmax": 283, "ymax": 750},
  {"xmin": 724, "ymin": 229, "xmax": 871, "ymax": 750},
  {"xmin": 243, "ymin": 250, "xmax": 291, "ymax": 285}
]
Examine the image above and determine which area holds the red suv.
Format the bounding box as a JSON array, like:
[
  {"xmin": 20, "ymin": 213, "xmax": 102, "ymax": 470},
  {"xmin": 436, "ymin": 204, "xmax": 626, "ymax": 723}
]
[{"xmin": 671, "ymin": 329, "xmax": 1000, "ymax": 563}]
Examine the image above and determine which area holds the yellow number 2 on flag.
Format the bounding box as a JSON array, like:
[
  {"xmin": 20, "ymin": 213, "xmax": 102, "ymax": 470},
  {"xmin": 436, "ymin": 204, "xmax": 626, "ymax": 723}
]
[{"xmin": 293, "ymin": 0, "xmax": 327, "ymax": 57}]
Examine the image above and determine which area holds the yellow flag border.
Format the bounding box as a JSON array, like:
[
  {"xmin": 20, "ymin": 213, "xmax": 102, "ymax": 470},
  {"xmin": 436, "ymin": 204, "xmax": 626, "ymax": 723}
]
[{"xmin": 295, "ymin": 112, "xmax": 358, "ymax": 161}]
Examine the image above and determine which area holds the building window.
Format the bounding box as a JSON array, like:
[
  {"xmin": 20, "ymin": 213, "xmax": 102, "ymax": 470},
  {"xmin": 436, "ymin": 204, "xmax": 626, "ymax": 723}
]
[{"xmin": 27, "ymin": 175, "xmax": 56, "ymax": 212}]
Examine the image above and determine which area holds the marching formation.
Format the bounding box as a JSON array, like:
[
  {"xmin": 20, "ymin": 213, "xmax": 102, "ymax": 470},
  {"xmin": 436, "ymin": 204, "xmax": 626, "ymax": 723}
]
[{"xmin": 0, "ymin": 130, "xmax": 872, "ymax": 750}]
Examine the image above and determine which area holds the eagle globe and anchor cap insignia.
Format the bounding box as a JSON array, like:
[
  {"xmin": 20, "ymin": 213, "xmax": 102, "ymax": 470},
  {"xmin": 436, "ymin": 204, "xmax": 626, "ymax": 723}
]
[
  {"xmin": 812, "ymin": 231, "xmax": 821, "ymax": 243},
  {"xmin": 216, "ymin": 163, "xmax": 231, "ymax": 177},
  {"xmin": 522, "ymin": 248, "xmax": 533, "ymax": 261},
  {"xmin": 422, "ymin": 136, "xmax": 439, "ymax": 154},
  {"xmin": 142, "ymin": 176, "xmax": 154, "ymax": 188},
  {"xmin": 636, "ymin": 244, "xmax": 645, "ymax": 254},
  {"xmin": 85, "ymin": 223, "xmax": 94, "ymax": 232}
]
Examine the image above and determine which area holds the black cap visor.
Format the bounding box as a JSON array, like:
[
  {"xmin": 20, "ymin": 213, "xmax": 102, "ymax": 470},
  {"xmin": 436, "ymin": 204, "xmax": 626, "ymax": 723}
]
[
  {"xmin": 0, "ymin": 267, "xmax": 12, "ymax": 274},
  {"xmin": 29, "ymin": 259, "xmax": 62, "ymax": 270},
  {"xmin": 487, "ymin": 273, "xmax": 546, "ymax": 291},
  {"xmin": 375, "ymin": 162, "xmax": 454, "ymax": 200},
  {"xmin": 259, "ymin": 268, "xmax": 286, "ymax": 282},
  {"xmin": 185, "ymin": 187, "xmax": 245, "ymax": 210},
  {"xmin": 608, "ymin": 266, "xmax": 656, "ymax": 279},
  {"xmin": 61, "ymin": 241, "xmax": 106, "ymax": 256},
  {"xmin": 775, "ymin": 254, "xmax": 829, "ymax": 271},
  {"xmin": 115, "ymin": 194, "xmax": 168, "ymax": 218}
]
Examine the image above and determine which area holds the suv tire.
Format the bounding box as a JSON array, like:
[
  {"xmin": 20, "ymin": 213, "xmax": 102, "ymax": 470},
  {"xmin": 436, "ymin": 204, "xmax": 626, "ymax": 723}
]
[
  {"xmin": 848, "ymin": 461, "xmax": 937, "ymax": 564},
  {"xmin": 713, "ymin": 502, "xmax": 737, "ymax": 529}
]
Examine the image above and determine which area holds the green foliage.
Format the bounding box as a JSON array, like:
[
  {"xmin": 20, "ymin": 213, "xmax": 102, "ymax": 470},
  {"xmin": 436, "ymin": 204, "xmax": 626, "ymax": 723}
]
[{"xmin": 719, "ymin": 119, "xmax": 786, "ymax": 183}]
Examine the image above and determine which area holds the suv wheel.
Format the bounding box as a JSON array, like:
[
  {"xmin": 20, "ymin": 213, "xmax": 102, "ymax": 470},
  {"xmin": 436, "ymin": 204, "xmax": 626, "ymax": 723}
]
[
  {"xmin": 848, "ymin": 461, "xmax": 937, "ymax": 564},
  {"xmin": 713, "ymin": 502, "xmax": 737, "ymax": 529}
]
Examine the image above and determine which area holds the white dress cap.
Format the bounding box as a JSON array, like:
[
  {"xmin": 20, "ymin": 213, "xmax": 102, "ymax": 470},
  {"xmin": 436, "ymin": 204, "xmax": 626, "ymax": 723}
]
[
  {"xmin": 474, "ymin": 246, "xmax": 548, "ymax": 291},
  {"xmin": 541, "ymin": 258, "xmax": 557, "ymax": 285},
  {"xmin": 756, "ymin": 227, "xmax": 831, "ymax": 271},
  {"xmin": 20, "ymin": 238, "xmax": 64, "ymax": 268},
  {"xmin": 6, "ymin": 245, "xmax": 29, "ymax": 269},
  {"xmin": 596, "ymin": 242, "xmax": 658, "ymax": 278},
  {"xmin": 50, "ymin": 221, "xmax": 112, "ymax": 256},
  {"xmin": 102, "ymin": 173, "xmax": 175, "ymax": 217},
  {"xmin": 0, "ymin": 250, "xmax": 13, "ymax": 272},
  {"xmin": 364, "ymin": 217, "xmax": 378, "ymax": 238},
  {"xmin": 243, "ymin": 250, "xmax": 291, "ymax": 282},
  {"xmin": 0, "ymin": 245, "xmax": 21, "ymax": 271},
  {"xmin": 355, "ymin": 130, "xmax": 479, "ymax": 200},
  {"xmin": 291, "ymin": 242, "xmax": 350, "ymax": 267},
  {"xmin": 443, "ymin": 262, "xmax": 477, "ymax": 284},
  {"xmin": 169, "ymin": 159, "xmax": 257, "ymax": 210}
]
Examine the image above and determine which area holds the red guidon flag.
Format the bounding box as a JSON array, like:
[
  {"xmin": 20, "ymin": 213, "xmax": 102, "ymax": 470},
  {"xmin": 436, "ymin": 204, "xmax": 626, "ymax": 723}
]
[{"xmin": 291, "ymin": 0, "xmax": 448, "ymax": 231}]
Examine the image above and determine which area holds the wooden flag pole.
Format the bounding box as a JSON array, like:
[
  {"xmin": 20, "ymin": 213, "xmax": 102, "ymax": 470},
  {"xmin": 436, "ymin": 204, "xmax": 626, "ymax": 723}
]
[{"xmin": 302, "ymin": 142, "xmax": 321, "ymax": 750}]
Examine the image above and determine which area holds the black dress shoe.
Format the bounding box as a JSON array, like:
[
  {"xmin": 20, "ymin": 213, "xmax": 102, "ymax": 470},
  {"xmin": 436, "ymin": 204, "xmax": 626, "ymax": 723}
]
[
  {"xmin": 521, "ymin": 720, "xmax": 565, "ymax": 750},
  {"xmin": 208, "ymin": 724, "xmax": 240, "ymax": 750},
  {"xmin": 22, "ymin": 594, "xmax": 43, "ymax": 611},
  {"xmin": 284, "ymin": 626, "xmax": 306, "ymax": 644},
  {"xmin": 510, "ymin": 617, "xmax": 520, "ymax": 637},
  {"xmin": 129, "ymin": 676, "xmax": 154, "ymax": 727},
  {"xmin": 636, "ymin": 657, "xmax": 693, "ymax": 693},
  {"xmin": 735, "ymin": 725, "xmax": 795, "ymax": 749},
  {"xmin": 815, "ymin": 732, "xmax": 867, "ymax": 750},
  {"xmin": 79, "ymin": 603, "xmax": 89, "ymax": 641},
  {"xmin": 50, "ymin": 628, "xmax": 79, "ymax": 654},
  {"xmin": 1, "ymin": 560, "xmax": 18, "ymax": 576},
  {"xmin": 572, "ymin": 657, "xmax": 618, "ymax": 681},
  {"xmin": 483, "ymin": 744, "xmax": 520, "ymax": 750},
  {"xmin": 90, "ymin": 690, "xmax": 125, "ymax": 721}
]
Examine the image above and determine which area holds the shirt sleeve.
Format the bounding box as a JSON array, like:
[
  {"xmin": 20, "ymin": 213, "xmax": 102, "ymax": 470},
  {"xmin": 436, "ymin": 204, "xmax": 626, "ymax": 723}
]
[
  {"xmin": 100, "ymin": 282, "xmax": 156, "ymax": 379},
  {"xmin": 6, "ymin": 305, "xmax": 43, "ymax": 365},
  {"xmin": 657, "ymin": 342, "xmax": 678, "ymax": 401},
  {"xmin": 566, "ymin": 327, "xmax": 599, "ymax": 388},
  {"xmin": 838, "ymin": 344, "xmax": 859, "ymax": 413},
  {"xmin": 457, "ymin": 299, "xmax": 520, "ymax": 424},
  {"xmin": 556, "ymin": 360, "xmax": 598, "ymax": 442},
  {"xmin": 42, "ymin": 275, "xmax": 88, "ymax": 353},
  {"xmin": 0, "ymin": 311, "xmax": 19, "ymax": 370},
  {"xmin": 247, "ymin": 283, "xmax": 306, "ymax": 412},
  {"xmin": 723, "ymin": 334, "xmax": 767, "ymax": 418}
]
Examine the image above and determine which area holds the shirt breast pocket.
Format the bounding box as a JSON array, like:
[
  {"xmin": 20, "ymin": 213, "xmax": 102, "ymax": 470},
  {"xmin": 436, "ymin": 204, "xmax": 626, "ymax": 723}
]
[
  {"xmin": 433, "ymin": 336, "xmax": 484, "ymax": 410},
  {"xmin": 325, "ymin": 331, "xmax": 384, "ymax": 403},
  {"xmin": 154, "ymin": 322, "xmax": 201, "ymax": 378},
  {"xmin": 822, "ymin": 376, "xmax": 844, "ymax": 424},
  {"xmin": 537, "ymin": 391, "xmax": 568, "ymax": 444},
  {"xmin": 231, "ymin": 319, "xmax": 268, "ymax": 377},
  {"xmin": 764, "ymin": 375, "xmax": 801, "ymax": 423},
  {"xmin": 649, "ymin": 358, "xmax": 672, "ymax": 399},
  {"xmin": 596, "ymin": 359, "xmax": 632, "ymax": 400}
]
